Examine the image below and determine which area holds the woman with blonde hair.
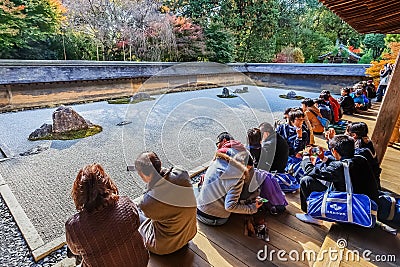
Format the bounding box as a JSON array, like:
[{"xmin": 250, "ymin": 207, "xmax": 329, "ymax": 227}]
[{"xmin": 65, "ymin": 163, "xmax": 149, "ymax": 267}]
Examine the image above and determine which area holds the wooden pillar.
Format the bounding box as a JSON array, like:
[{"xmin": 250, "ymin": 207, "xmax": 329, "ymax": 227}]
[
  {"xmin": 389, "ymin": 116, "xmax": 400, "ymax": 144},
  {"xmin": 371, "ymin": 52, "xmax": 400, "ymax": 164}
]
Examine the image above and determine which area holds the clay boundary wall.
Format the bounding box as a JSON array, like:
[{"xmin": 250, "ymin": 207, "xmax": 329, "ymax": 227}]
[{"xmin": 0, "ymin": 61, "xmax": 370, "ymax": 112}]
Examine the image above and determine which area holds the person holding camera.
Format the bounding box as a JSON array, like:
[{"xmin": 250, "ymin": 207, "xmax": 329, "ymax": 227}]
[
  {"xmin": 376, "ymin": 63, "xmax": 393, "ymax": 102},
  {"xmin": 296, "ymin": 135, "xmax": 379, "ymax": 224}
]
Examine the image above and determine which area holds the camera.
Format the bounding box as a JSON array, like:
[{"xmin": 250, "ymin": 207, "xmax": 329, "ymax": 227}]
[{"xmin": 311, "ymin": 147, "xmax": 320, "ymax": 154}]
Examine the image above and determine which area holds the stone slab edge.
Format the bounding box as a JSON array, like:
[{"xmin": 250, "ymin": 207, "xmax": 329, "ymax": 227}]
[
  {"xmin": 32, "ymin": 235, "xmax": 66, "ymax": 262},
  {"xmin": 0, "ymin": 141, "xmax": 13, "ymax": 158},
  {"xmin": 0, "ymin": 183, "xmax": 45, "ymax": 252}
]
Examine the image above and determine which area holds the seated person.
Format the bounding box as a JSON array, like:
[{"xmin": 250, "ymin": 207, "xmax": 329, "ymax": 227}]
[
  {"xmin": 347, "ymin": 122, "xmax": 375, "ymax": 153},
  {"xmin": 301, "ymin": 98, "xmax": 324, "ymax": 134},
  {"xmin": 315, "ymin": 98, "xmax": 333, "ymax": 123},
  {"xmin": 338, "ymin": 87, "xmax": 355, "ymax": 115},
  {"xmin": 197, "ymin": 132, "xmax": 262, "ymax": 226},
  {"xmin": 247, "ymin": 128, "xmax": 262, "ymax": 168},
  {"xmin": 298, "ymin": 135, "xmax": 379, "ymax": 218},
  {"xmin": 276, "ymin": 109, "xmax": 309, "ymax": 157},
  {"xmin": 346, "ymin": 122, "xmax": 381, "ymax": 189},
  {"xmin": 134, "ymin": 151, "xmax": 197, "ymax": 255},
  {"xmin": 351, "ymin": 89, "xmax": 369, "ymax": 111},
  {"xmin": 257, "ymin": 122, "xmax": 289, "ymax": 173},
  {"xmin": 65, "ymin": 164, "xmax": 149, "ymax": 267},
  {"xmin": 365, "ymin": 80, "xmax": 376, "ymax": 99},
  {"xmin": 321, "ymin": 90, "xmax": 341, "ymax": 122}
]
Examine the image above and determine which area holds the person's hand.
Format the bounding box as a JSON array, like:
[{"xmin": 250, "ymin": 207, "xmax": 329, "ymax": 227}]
[
  {"xmin": 305, "ymin": 145, "xmax": 313, "ymax": 155},
  {"xmin": 296, "ymin": 127, "xmax": 302, "ymax": 138},
  {"xmin": 255, "ymin": 197, "xmax": 264, "ymax": 209},
  {"xmin": 317, "ymin": 146, "xmax": 325, "ymax": 160}
]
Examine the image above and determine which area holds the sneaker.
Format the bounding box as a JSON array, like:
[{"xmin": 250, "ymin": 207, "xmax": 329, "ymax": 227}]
[{"xmin": 295, "ymin": 213, "xmax": 324, "ymax": 226}]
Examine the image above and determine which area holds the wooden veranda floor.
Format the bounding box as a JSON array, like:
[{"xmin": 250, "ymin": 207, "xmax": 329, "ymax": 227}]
[
  {"xmin": 149, "ymin": 192, "xmax": 331, "ymax": 267},
  {"xmin": 59, "ymin": 102, "xmax": 399, "ymax": 267},
  {"xmin": 149, "ymin": 102, "xmax": 400, "ymax": 267}
]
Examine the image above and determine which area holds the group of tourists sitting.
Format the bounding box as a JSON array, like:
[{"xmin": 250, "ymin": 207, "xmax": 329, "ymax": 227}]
[
  {"xmin": 339, "ymin": 70, "xmax": 394, "ymax": 114},
  {"xmin": 64, "ymin": 103, "xmax": 386, "ymax": 266},
  {"xmin": 339, "ymin": 83, "xmax": 373, "ymax": 114}
]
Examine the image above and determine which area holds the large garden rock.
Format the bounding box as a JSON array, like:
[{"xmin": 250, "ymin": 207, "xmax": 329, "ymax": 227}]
[
  {"xmin": 28, "ymin": 123, "xmax": 52, "ymax": 140},
  {"xmin": 52, "ymin": 106, "xmax": 91, "ymax": 133},
  {"xmin": 286, "ymin": 91, "xmax": 297, "ymax": 99}
]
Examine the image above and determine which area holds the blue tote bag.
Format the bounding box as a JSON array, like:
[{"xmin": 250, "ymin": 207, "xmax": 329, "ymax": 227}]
[{"xmin": 307, "ymin": 160, "xmax": 378, "ymax": 228}]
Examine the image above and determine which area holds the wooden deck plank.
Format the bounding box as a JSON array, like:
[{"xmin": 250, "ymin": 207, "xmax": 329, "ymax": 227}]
[
  {"xmin": 210, "ymin": 213, "xmax": 309, "ymax": 267},
  {"xmin": 190, "ymin": 232, "xmax": 248, "ymax": 267},
  {"xmin": 197, "ymin": 221, "xmax": 276, "ymax": 267},
  {"xmin": 313, "ymin": 224, "xmax": 349, "ymax": 267},
  {"xmin": 339, "ymin": 255, "xmax": 377, "ymax": 267},
  {"xmin": 342, "ymin": 225, "xmax": 400, "ymax": 265},
  {"xmin": 148, "ymin": 244, "xmax": 210, "ymax": 267},
  {"xmin": 267, "ymin": 217, "xmax": 322, "ymax": 251},
  {"xmin": 272, "ymin": 206, "xmax": 330, "ymax": 244}
]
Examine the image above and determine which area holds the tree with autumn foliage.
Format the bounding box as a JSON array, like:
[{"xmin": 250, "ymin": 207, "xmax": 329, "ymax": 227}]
[
  {"xmin": 168, "ymin": 15, "xmax": 206, "ymax": 62},
  {"xmin": 366, "ymin": 42, "xmax": 400, "ymax": 87},
  {"xmin": 273, "ymin": 46, "xmax": 304, "ymax": 63}
]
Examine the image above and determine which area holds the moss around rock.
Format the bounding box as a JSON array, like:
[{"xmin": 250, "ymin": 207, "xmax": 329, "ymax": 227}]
[
  {"xmin": 107, "ymin": 97, "xmax": 155, "ymax": 104},
  {"xmin": 279, "ymin": 94, "xmax": 305, "ymax": 100},
  {"xmin": 216, "ymin": 94, "xmax": 238, "ymax": 98},
  {"xmin": 29, "ymin": 125, "xmax": 102, "ymax": 141}
]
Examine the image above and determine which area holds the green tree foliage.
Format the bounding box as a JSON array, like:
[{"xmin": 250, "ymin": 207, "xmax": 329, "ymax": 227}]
[
  {"xmin": 1, "ymin": 0, "xmax": 65, "ymax": 59},
  {"xmin": 273, "ymin": 0, "xmax": 362, "ymax": 63},
  {"xmin": 50, "ymin": 31, "xmax": 97, "ymax": 60},
  {"xmin": 219, "ymin": 0, "xmax": 279, "ymax": 62},
  {"xmin": 312, "ymin": 7, "xmax": 362, "ymax": 47},
  {"xmin": 0, "ymin": 0, "xmax": 26, "ymax": 58},
  {"xmin": 204, "ymin": 21, "xmax": 235, "ymax": 63},
  {"xmin": 358, "ymin": 49, "xmax": 373, "ymax": 64},
  {"xmin": 384, "ymin": 34, "xmax": 400, "ymax": 46},
  {"xmin": 362, "ymin": 33, "xmax": 385, "ymax": 60}
]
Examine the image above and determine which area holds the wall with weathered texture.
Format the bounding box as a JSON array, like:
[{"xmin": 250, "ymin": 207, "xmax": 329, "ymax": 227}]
[{"xmin": 0, "ymin": 60, "xmax": 369, "ymax": 112}]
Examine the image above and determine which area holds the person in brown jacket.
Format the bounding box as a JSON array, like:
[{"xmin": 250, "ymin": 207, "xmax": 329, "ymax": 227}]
[
  {"xmin": 301, "ymin": 98, "xmax": 324, "ymax": 134},
  {"xmin": 65, "ymin": 163, "xmax": 149, "ymax": 267},
  {"xmin": 135, "ymin": 151, "xmax": 197, "ymax": 255}
]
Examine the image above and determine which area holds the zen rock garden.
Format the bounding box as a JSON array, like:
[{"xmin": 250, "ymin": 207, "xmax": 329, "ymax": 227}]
[
  {"xmin": 28, "ymin": 106, "xmax": 102, "ymax": 141},
  {"xmin": 279, "ymin": 90, "xmax": 305, "ymax": 100}
]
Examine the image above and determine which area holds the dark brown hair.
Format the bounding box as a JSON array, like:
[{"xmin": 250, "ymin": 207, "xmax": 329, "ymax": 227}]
[
  {"xmin": 288, "ymin": 109, "xmax": 305, "ymax": 123},
  {"xmin": 72, "ymin": 163, "xmax": 119, "ymax": 213},
  {"xmin": 134, "ymin": 151, "xmax": 162, "ymax": 177},
  {"xmin": 247, "ymin": 128, "xmax": 261, "ymax": 146}
]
